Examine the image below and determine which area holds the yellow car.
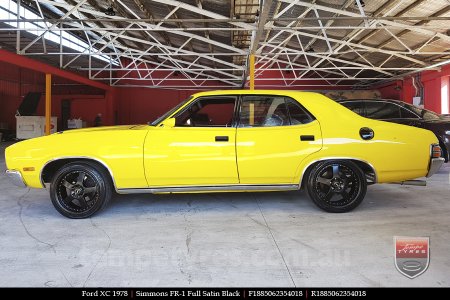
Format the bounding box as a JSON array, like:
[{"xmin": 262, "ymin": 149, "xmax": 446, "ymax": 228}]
[{"xmin": 5, "ymin": 90, "xmax": 444, "ymax": 218}]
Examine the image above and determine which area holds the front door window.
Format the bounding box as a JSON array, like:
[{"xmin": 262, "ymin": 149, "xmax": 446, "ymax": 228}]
[{"xmin": 175, "ymin": 96, "xmax": 237, "ymax": 127}]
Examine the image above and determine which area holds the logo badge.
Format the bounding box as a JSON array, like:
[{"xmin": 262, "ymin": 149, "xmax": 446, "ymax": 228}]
[{"xmin": 394, "ymin": 236, "xmax": 429, "ymax": 278}]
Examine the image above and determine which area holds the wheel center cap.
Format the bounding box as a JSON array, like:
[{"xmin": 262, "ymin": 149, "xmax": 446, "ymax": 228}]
[
  {"xmin": 330, "ymin": 178, "xmax": 345, "ymax": 192},
  {"xmin": 71, "ymin": 186, "xmax": 84, "ymax": 198}
]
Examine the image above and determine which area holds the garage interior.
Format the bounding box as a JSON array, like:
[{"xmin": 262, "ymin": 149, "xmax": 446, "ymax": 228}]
[{"xmin": 0, "ymin": 0, "xmax": 449, "ymax": 287}]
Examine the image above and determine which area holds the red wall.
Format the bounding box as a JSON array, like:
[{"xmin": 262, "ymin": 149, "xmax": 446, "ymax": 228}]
[
  {"xmin": 376, "ymin": 80, "xmax": 403, "ymax": 101},
  {"xmin": 1, "ymin": 54, "xmax": 450, "ymax": 132},
  {"xmin": 375, "ymin": 64, "xmax": 450, "ymax": 113},
  {"xmin": 250, "ymin": 68, "xmax": 350, "ymax": 90},
  {"xmin": 0, "ymin": 61, "xmax": 107, "ymax": 130},
  {"xmin": 116, "ymin": 87, "xmax": 192, "ymax": 125}
]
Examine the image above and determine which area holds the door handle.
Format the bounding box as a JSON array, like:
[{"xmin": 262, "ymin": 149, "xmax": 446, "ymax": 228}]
[
  {"xmin": 215, "ymin": 136, "xmax": 229, "ymax": 142},
  {"xmin": 300, "ymin": 135, "xmax": 315, "ymax": 141}
]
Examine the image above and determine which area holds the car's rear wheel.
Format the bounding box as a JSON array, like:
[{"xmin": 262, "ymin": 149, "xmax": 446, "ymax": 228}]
[
  {"xmin": 306, "ymin": 160, "xmax": 367, "ymax": 213},
  {"xmin": 50, "ymin": 162, "xmax": 112, "ymax": 218}
]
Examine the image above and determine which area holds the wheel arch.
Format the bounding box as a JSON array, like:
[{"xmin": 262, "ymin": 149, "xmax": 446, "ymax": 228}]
[
  {"xmin": 300, "ymin": 157, "xmax": 377, "ymax": 188},
  {"xmin": 40, "ymin": 157, "xmax": 117, "ymax": 191}
]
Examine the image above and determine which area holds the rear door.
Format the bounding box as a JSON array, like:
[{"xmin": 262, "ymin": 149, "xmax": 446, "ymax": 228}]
[{"xmin": 236, "ymin": 95, "xmax": 322, "ymax": 184}]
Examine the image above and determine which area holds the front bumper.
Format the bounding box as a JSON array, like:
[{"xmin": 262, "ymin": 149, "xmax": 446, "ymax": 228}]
[
  {"xmin": 426, "ymin": 158, "xmax": 445, "ymax": 177},
  {"xmin": 5, "ymin": 170, "xmax": 27, "ymax": 187}
]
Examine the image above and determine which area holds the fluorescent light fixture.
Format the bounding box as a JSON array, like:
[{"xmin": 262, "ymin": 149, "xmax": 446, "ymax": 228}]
[{"xmin": 0, "ymin": 0, "xmax": 118, "ymax": 65}]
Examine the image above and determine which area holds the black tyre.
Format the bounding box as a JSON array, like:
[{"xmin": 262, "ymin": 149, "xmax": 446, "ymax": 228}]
[
  {"xmin": 306, "ymin": 160, "xmax": 367, "ymax": 213},
  {"xmin": 50, "ymin": 161, "xmax": 112, "ymax": 218},
  {"xmin": 438, "ymin": 141, "xmax": 448, "ymax": 162}
]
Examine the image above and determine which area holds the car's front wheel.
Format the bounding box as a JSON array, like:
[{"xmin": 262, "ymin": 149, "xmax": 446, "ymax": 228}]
[
  {"xmin": 306, "ymin": 160, "xmax": 367, "ymax": 213},
  {"xmin": 50, "ymin": 162, "xmax": 112, "ymax": 218}
]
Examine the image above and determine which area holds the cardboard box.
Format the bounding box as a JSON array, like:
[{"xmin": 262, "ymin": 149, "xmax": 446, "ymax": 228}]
[
  {"xmin": 68, "ymin": 119, "xmax": 83, "ymax": 129},
  {"xmin": 16, "ymin": 116, "xmax": 57, "ymax": 139}
]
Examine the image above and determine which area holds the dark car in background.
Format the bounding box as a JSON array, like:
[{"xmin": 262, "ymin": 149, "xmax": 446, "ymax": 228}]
[{"xmin": 338, "ymin": 99, "xmax": 450, "ymax": 162}]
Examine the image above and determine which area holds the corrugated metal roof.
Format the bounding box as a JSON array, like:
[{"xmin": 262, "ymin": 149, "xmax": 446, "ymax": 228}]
[{"xmin": 0, "ymin": 0, "xmax": 448, "ymax": 88}]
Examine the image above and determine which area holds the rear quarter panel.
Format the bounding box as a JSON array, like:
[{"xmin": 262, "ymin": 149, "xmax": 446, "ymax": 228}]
[{"xmin": 294, "ymin": 93, "xmax": 437, "ymax": 183}]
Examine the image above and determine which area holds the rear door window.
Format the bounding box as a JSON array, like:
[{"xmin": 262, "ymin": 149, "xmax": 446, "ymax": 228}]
[
  {"xmin": 239, "ymin": 96, "xmax": 289, "ymax": 127},
  {"xmin": 238, "ymin": 96, "xmax": 314, "ymax": 127},
  {"xmin": 285, "ymin": 98, "xmax": 314, "ymax": 125}
]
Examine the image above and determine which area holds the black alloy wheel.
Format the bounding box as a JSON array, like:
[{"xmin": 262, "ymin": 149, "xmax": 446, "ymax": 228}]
[
  {"xmin": 306, "ymin": 160, "xmax": 367, "ymax": 213},
  {"xmin": 50, "ymin": 162, "xmax": 112, "ymax": 218}
]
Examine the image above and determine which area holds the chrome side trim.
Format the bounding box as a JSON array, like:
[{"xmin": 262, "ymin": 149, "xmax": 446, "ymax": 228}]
[
  {"xmin": 40, "ymin": 156, "xmax": 118, "ymax": 192},
  {"xmin": 299, "ymin": 157, "xmax": 378, "ymax": 186},
  {"xmin": 117, "ymin": 184, "xmax": 299, "ymax": 194},
  {"xmin": 427, "ymin": 157, "xmax": 445, "ymax": 177},
  {"xmin": 5, "ymin": 170, "xmax": 27, "ymax": 188}
]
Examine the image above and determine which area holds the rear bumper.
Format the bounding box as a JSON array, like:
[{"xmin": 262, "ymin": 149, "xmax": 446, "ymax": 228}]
[
  {"xmin": 426, "ymin": 158, "xmax": 445, "ymax": 177},
  {"xmin": 5, "ymin": 170, "xmax": 27, "ymax": 187}
]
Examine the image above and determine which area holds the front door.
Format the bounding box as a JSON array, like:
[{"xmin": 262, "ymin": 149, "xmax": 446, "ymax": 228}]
[
  {"xmin": 144, "ymin": 96, "xmax": 239, "ymax": 187},
  {"xmin": 236, "ymin": 95, "xmax": 322, "ymax": 184}
]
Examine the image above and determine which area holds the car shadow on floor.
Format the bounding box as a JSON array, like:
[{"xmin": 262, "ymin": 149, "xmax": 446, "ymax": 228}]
[
  {"xmin": 105, "ymin": 190, "xmax": 318, "ymax": 217},
  {"xmin": 4, "ymin": 177, "xmax": 447, "ymax": 219}
]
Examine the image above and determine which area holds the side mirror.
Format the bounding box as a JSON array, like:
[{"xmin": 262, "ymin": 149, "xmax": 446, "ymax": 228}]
[{"xmin": 160, "ymin": 117, "xmax": 176, "ymax": 128}]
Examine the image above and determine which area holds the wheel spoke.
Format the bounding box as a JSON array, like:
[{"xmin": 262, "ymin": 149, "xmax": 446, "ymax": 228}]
[
  {"xmin": 77, "ymin": 197, "xmax": 88, "ymax": 208},
  {"xmin": 61, "ymin": 179, "xmax": 74, "ymax": 189},
  {"xmin": 76, "ymin": 172, "xmax": 86, "ymax": 185},
  {"xmin": 84, "ymin": 186, "xmax": 97, "ymax": 194},
  {"xmin": 62, "ymin": 194, "xmax": 74, "ymax": 205},
  {"xmin": 324, "ymin": 189, "xmax": 334, "ymax": 202},
  {"xmin": 317, "ymin": 177, "xmax": 331, "ymax": 186},
  {"xmin": 332, "ymin": 164, "xmax": 340, "ymax": 177},
  {"xmin": 341, "ymin": 178, "xmax": 348, "ymax": 188}
]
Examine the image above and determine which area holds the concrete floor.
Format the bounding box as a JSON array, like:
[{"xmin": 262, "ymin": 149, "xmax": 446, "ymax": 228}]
[{"xmin": 0, "ymin": 141, "xmax": 449, "ymax": 287}]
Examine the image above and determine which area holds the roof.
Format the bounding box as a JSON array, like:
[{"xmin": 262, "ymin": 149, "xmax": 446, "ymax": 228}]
[
  {"xmin": 336, "ymin": 98, "xmax": 401, "ymax": 102},
  {"xmin": 192, "ymin": 89, "xmax": 322, "ymax": 95}
]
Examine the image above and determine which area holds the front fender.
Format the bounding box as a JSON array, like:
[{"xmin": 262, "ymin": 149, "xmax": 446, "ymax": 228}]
[{"xmin": 5, "ymin": 128, "xmax": 149, "ymax": 189}]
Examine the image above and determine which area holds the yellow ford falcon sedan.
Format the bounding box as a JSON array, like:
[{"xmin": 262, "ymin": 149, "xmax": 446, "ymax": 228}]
[{"xmin": 5, "ymin": 90, "xmax": 445, "ymax": 218}]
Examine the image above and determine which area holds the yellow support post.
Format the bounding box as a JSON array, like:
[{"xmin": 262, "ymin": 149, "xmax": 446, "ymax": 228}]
[
  {"xmin": 249, "ymin": 54, "xmax": 255, "ymax": 90},
  {"xmin": 249, "ymin": 102, "xmax": 254, "ymax": 126},
  {"xmin": 45, "ymin": 73, "xmax": 51, "ymax": 135}
]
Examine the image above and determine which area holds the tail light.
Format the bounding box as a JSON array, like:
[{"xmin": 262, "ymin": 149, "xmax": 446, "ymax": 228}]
[{"xmin": 431, "ymin": 144, "xmax": 442, "ymax": 158}]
